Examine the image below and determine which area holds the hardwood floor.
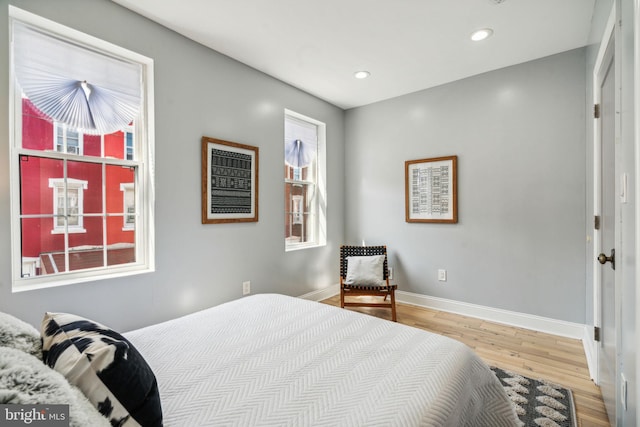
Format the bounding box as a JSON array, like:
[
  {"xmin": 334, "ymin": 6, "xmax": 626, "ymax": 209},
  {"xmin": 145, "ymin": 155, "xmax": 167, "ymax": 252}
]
[{"xmin": 321, "ymin": 295, "xmax": 610, "ymax": 427}]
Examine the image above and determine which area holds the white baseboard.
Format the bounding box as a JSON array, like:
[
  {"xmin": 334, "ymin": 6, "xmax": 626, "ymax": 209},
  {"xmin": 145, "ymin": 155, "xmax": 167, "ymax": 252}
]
[
  {"xmin": 396, "ymin": 290, "xmax": 585, "ymax": 340},
  {"xmin": 582, "ymin": 326, "xmax": 598, "ymax": 382},
  {"xmin": 298, "ymin": 285, "xmax": 339, "ymax": 302}
]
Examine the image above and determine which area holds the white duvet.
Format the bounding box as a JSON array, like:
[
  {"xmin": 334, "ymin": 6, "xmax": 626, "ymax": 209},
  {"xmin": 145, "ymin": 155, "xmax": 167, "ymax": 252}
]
[{"xmin": 124, "ymin": 294, "xmax": 518, "ymax": 426}]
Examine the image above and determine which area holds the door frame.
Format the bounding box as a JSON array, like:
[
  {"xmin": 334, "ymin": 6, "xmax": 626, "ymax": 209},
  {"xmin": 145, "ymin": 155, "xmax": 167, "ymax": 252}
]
[
  {"xmin": 634, "ymin": 0, "xmax": 640, "ymax": 419},
  {"xmin": 591, "ymin": 4, "xmax": 616, "ymax": 387}
]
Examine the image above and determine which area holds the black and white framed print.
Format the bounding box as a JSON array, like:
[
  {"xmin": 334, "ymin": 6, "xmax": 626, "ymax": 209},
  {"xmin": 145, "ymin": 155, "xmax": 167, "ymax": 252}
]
[{"xmin": 201, "ymin": 136, "xmax": 258, "ymax": 224}]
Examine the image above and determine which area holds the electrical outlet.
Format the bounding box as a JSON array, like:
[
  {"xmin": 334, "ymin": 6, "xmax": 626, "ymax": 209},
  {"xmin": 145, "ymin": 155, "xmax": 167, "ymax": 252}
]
[
  {"xmin": 438, "ymin": 269, "xmax": 447, "ymax": 282},
  {"xmin": 242, "ymin": 281, "xmax": 251, "ymax": 295},
  {"xmin": 388, "ymin": 267, "xmax": 393, "ymax": 280},
  {"xmin": 621, "ymin": 374, "xmax": 627, "ymax": 410}
]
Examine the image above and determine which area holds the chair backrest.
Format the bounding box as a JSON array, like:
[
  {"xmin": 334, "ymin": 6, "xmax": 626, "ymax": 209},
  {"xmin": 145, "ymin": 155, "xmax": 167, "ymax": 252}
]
[{"xmin": 340, "ymin": 245, "xmax": 388, "ymax": 281}]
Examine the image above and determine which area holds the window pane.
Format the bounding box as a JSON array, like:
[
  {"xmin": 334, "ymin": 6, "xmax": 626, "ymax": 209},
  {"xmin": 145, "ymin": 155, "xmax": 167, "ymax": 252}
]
[
  {"xmin": 20, "ymin": 155, "xmax": 62, "ymax": 215},
  {"xmin": 125, "ymin": 131, "xmax": 134, "ymax": 160},
  {"xmin": 106, "ymin": 216, "xmax": 136, "ymax": 266},
  {"xmin": 105, "ymin": 130, "xmax": 125, "ymax": 159},
  {"xmin": 21, "ymin": 98, "xmax": 134, "ymax": 160},
  {"xmin": 42, "ymin": 252, "xmax": 68, "ymax": 275},
  {"xmin": 20, "ymin": 217, "xmax": 54, "ymax": 276},
  {"xmin": 106, "ymin": 165, "xmax": 135, "ymax": 214},
  {"xmin": 22, "ymin": 99, "xmax": 54, "ymax": 151},
  {"xmin": 105, "ymin": 164, "xmax": 135, "ymax": 261},
  {"xmin": 285, "ymin": 181, "xmax": 314, "ymax": 244},
  {"xmin": 68, "ymin": 160, "xmax": 101, "ymax": 214},
  {"xmin": 107, "ymin": 244, "xmax": 136, "ymax": 267},
  {"xmin": 67, "ymin": 216, "xmax": 105, "ymax": 272}
]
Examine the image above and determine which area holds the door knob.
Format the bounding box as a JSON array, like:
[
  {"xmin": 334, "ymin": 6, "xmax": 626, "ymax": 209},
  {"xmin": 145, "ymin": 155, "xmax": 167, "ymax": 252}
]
[{"xmin": 597, "ymin": 248, "xmax": 615, "ymax": 270}]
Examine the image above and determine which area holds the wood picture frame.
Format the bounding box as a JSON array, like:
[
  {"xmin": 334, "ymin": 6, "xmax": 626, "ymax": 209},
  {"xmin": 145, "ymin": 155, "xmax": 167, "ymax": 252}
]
[
  {"xmin": 405, "ymin": 155, "xmax": 457, "ymax": 223},
  {"xmin": 201, "ymin": 136, "xmax": 259, "ymax": 224}
]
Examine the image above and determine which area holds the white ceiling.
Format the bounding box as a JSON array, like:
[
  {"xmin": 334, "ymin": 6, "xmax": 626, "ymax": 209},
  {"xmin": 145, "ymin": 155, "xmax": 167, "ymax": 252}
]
[{"xmin": 111, "ymin": 0, "xmax": 596, "ymax": 110}]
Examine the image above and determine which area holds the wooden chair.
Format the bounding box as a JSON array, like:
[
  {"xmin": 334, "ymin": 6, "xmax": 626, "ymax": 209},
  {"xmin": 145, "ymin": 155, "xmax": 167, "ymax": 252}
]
[{"xmin": 339, "ymin": 245, "xmax": 397, "ymax": 321}]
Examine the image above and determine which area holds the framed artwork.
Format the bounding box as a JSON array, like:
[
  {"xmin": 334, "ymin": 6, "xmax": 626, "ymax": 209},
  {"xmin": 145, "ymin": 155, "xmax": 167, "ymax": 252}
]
[
  {"xmin": 201, "ymin": 136, "xmax": 259, "ymax": 224},
  {"xmin": 405, "ymin": 155, "xmax": 457, "ymax": 223}
]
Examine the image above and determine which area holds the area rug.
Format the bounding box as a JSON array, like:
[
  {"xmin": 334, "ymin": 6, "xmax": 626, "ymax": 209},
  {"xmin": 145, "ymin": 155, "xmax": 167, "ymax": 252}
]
[{"xmin": 491, "ymin": 366, "xmax": 577, "ymax": 427}]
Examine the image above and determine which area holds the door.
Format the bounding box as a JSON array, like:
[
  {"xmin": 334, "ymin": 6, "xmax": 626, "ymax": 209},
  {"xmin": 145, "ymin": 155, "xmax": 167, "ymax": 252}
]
[{"xmin": 595, "ymin": 32, "xmax": 616, "ymax": 427}]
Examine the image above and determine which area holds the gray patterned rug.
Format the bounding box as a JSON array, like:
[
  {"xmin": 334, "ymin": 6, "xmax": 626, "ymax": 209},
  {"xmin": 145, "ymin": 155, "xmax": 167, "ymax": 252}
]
[{"xmin": 491, "ymin": 367, "xmax": 577, "ymax": 427}]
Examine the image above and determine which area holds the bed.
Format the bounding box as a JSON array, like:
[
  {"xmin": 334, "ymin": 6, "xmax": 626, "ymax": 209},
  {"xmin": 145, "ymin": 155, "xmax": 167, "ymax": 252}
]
[
  {"xmin": 122, "ymin": 294, "xmax": 518, "ymax": 426},
  {"xmin": 0, "ymin": 293, "xmax": 518, "ymax": 426}
]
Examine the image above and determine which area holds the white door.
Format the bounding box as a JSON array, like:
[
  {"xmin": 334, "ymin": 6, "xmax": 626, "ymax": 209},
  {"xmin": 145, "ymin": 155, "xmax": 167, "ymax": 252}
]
[{"xmin": 594, "ymin": 30, "xmax": 617, "ymax": 427}]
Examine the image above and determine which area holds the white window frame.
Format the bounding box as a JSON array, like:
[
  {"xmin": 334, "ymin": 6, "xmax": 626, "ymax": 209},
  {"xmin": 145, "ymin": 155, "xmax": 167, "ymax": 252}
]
[
  {"xmin": 9, "ymin": 6, "xmax": 155, "ymax": 291},
  {"xmin": 284, "ymin": 109, "xmax": 327, "ymax": 251},
  {"xmin": 49, "ymin": 178, "xmax": 87, "ymax": 234}
]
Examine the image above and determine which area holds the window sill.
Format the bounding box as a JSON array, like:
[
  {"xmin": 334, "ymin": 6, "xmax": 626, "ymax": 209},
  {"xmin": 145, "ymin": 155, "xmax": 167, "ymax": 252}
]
[
  {"xmin": 12, "ymin": 263, "xmax": 154, "ymax": 293},
  {"xmin": 285, "ymin": 241, "xmax": 325, "ymax": 252}
]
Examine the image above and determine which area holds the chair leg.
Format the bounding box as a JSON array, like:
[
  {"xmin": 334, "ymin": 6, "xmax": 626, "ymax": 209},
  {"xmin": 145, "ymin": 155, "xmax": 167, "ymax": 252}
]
[
  {"xmin": 340, "ymin": 288, "xmax": 345, "ymax": 308},
  {"xmin": 390, "ymin": 289, "xmax": 397, "ymax": 322}
]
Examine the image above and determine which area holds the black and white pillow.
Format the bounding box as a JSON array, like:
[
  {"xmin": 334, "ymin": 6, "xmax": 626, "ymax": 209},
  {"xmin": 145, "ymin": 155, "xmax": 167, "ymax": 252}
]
[{"xmin": 41, "ymin": 312, "xmax": 163, "ymax": 427}]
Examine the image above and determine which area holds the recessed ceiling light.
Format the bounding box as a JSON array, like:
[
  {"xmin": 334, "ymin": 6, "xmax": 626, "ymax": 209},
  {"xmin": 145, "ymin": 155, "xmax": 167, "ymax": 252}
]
[
  {"xmin": 470, "ymin": 28, "xmax": 494, "ymax": 42},
  {"xmin": 354, "ymin": 71, "xmax": 370, "ymax": 79}
]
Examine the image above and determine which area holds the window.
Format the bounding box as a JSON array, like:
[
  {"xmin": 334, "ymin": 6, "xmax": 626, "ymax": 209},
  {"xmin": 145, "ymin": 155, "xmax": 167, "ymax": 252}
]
[
  {"xmin": 124, "ymin": 128, "xmax": 134, "ymax": 160},
  {"xmin": 9, "ymin": 7, "xmax": 155, "ymax": 290},
  {"xmin": 284, "ymin": 110, "xmax": 326, "ymax": 250},
  {"xmin": 49, "ymin": 178, "xmax": 88, "ymax": 233},
  {"xmin": 54, "ymin": 122, "xmax": 83, "ymax": 155}
]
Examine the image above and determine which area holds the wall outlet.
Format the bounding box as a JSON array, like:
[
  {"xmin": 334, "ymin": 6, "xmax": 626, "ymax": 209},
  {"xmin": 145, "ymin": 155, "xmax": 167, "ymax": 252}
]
[
  {"xmin": 438, "ymin": 269, "xmax": 447, "ymax": 282},
  {"xmin": 388, "ymin": 267, "xmax": 393, "ymax": 280},
  {"xmin": 242, "ymin": 281, "xmax": 251, "ymax": 295},
  {"xmin": 621, "ymin": 373, "xmax": 627, "ymax": 410}
]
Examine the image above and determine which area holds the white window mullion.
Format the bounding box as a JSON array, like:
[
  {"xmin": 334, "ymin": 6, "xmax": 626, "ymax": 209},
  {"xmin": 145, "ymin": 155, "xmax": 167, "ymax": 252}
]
[
  {"xmin": 102, "ymin": 162, "xmax": 108, "ymax": 268},
  {"xmin": 62, "ymin": 161, "xmax": 70, "ymax": 273}
]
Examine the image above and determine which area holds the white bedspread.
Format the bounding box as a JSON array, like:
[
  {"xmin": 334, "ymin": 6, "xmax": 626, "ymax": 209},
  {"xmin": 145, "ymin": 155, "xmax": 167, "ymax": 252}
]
[{"xmin": 124, "ymin": 294, "xmax": 518, "ymax": 426}]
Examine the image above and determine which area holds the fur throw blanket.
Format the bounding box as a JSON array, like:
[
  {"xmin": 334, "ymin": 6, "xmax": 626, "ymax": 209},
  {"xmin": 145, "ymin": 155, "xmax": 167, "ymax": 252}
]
[
  {"xmin": 0, "ymin": 346, "xmax": 110, "ymax": 427},
  {"xmin": 0, "ymin": 312, "xmax": 42, "ymax": 359}
]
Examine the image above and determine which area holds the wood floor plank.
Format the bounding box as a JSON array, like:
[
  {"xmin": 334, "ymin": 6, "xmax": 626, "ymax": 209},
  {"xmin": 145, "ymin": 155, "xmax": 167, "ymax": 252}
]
[{"xmin": 321, "ymin": 295, "xmax": 610, "ymax": 427}]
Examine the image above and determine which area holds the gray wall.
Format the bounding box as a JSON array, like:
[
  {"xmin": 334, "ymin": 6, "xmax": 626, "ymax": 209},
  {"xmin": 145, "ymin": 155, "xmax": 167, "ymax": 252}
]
[
  {"xmin": 345, "ymin": 49, "xmax": 587, "ymax": 323},
  {"xmin": 0, "ymin": 0, "xmax": 345, "ymax": 331}
]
